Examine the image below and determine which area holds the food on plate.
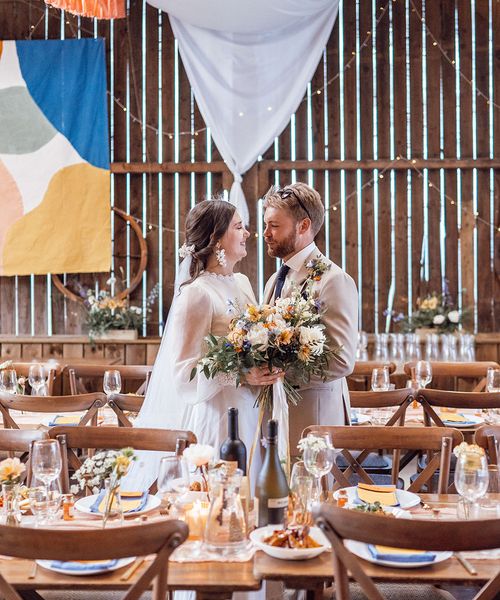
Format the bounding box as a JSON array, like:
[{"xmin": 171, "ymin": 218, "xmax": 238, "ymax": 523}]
[
  {"xmin": 352, "ymin": 501, "xmax": 393, "ymax": 516},
  {"xmin": 189, "ymin": 481, "xmax": 202, "ymax": 492},
  {"xmin": 263, "ymin": 525, "xmax": 322, "ymax": 549}
]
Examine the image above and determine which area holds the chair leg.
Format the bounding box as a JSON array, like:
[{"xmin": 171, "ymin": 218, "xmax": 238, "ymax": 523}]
[{"xmin": 332, "ymin": 553, "xmax": 350, "ymax": 600}]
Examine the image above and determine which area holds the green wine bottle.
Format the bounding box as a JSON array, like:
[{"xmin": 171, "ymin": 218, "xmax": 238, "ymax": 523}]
[{"xmin": 255, "ymin": 419, "xmax": 289, "ymax": 526}]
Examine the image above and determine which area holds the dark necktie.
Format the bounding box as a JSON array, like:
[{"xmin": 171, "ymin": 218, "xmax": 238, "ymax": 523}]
[{"xmin": 274, "ymin": 264, "xmax": 290, "ymax": 300}]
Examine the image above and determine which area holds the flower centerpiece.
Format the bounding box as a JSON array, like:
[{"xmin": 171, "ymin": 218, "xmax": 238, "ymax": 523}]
[
  {"xmin": 70, "ymin": 450, "xmax": 123, "ymax": 495},
  {"xmin": 183, "ymin": 444, "xmax": 215, "ymax": 492},
  {"xmin": 0, "ymin": 457, "xmax": 26, "ymax": 526}
]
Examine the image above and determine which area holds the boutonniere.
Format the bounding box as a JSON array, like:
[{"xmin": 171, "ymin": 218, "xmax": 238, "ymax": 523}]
[{"xmin": 305, "ymin": 255, "xmax": 331, "ymax": 282}]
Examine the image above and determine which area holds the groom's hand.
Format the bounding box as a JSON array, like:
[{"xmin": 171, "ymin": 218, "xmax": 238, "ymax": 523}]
[{"xmin": 244, "ymin": 366, "xmax": 283, "ymax": 386}]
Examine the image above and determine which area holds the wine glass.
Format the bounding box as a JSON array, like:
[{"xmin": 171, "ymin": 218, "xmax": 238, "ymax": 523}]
[
  {"xmin": 415, "ymin": 360, "xmax": 432, "ymax": 389},
  {"xmin": 0, "ymin": 369, "xmax": 17, "ymax": 394},
  {"xmin": 28, "ymin": 364, "xmax": 47, "ymax": 396},
  {"xmin": 371, "ymin": 367, "xmax": 390, "ymax": 392},
  {"xmin": 31, "ymin": 440, "xmax": 62, "ymax": 497},
  {"xmin": 28, "ymin": 479, "xmax": 62, "ymax": 526},
  {"xmin": 103, "ymin": 370, "xmax": 122, "ymax": 396},
  {"xmin": 486, "ymin": 368, "xmax": 500, "ymax": 393},
  {"xmin": 303, "ymin": 432, "xmax": 335, "ymax": 503},
  {"xmin": 157, "ymin": 456, "xmax": 190, "ymax": 511},
  {"xmin": 454, "ymin": 452, "xmax": 489, "ymax": 519}
]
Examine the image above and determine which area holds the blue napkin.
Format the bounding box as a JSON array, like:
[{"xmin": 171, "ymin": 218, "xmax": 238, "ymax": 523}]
[
  {"xmin": 50, "ymin": 559, "xmax": 118, "ymax": 571},
  {"xmin": 442, "ymin": 416, "xmax": 476, "ymax": 426},
  {"xmin": 48, "ymin": 415, "xmax": 81, "ymax": 426},
  {"xmin": 350, "ymin": 411, "xmax": 359, "ymax": 424},
  {"xmin": 368, "ymin": 544, "xmax": 436, "ymax": 563},
  {"xmin": 89, "ymin": 489, "xmax": 148, "ymax": 514}
]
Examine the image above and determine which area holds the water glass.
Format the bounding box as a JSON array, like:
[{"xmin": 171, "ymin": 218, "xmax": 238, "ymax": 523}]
[
  {"xmin": 371, "ymin": 367, "xmax": 391, "ymax": 392},
  {"xmin": 157, "ymin": 456, "xmax": 190, "ymax": 507},
  {"xmin": 405, "ymin": 333, "xmax": 420, "ymax": 361},
  {"xmin": 32, "ymin": 440, "xmax": 62, "ymax": 491},
  {"xmin": 425, "ymin": 334, "xmax": 440, "ymax": 361},
  {"xmin": 28, "ymin": 363, "xmax": 47, "ymax": 396},
  {"xmin": 103, "ymin": 370, "xmax": 122, "ymax": 395},
  {"xmin": 486, "ymin": 368, "xmax": 500, "ymax": 393},
  {"xmin": 0, "ymin": 369, "xmax": 17, "ymax": 394},
  {"xmin": 374, "ymin": 333, "xmax": 389, "ymax": 361},
  {"xmin": 415, "ymin": 360, "xmax": 432, "ymax": 389},
  {"xmin": 454, "ymin": 452, "xmax": 489, "ymax": 519},
  {"xmin": 356, "ymin": 331, "xmax": 368, "ymax": 361},
  {"xmin": 28, "ymin": 480, "xmax": 62, "ymax": 525},
  {"xmin": 479, "ymin": 465, "xmax": 500, "ymax": 516}
]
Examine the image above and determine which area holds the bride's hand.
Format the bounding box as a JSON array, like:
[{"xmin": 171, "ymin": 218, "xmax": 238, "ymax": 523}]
[{"xmin": 244, "ymin": 366, "xmax": 283, "ymax": 386}]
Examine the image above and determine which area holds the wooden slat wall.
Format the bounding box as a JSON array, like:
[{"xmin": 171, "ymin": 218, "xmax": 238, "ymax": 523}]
[{"xmin": 0, "ymin": 0, "xmax": 498, "ymax": 337}]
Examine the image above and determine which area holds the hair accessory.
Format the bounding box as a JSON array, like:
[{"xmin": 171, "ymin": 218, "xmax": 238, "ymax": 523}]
[
  {"xmin": 178, "ymin": 243, "xmax": 195, "ymax": 258},
  {"xmin": 215, "ymin": 242, "xmax": 227, "ymax": 267}
]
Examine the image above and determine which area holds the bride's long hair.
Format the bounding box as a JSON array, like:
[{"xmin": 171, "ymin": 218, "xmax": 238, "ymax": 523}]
[{"xmin": 182, "ymin": 198, "xmax": 236, "ymax": 287}]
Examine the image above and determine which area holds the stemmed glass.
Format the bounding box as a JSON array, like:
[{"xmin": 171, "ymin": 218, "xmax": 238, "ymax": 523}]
[
  {"xmin": 486, "ymin": 368, "xmax": 500, "ymax": 393},
  {"xmin": 28, "ymin": 364, "xmax": 47, "ymax": 396},
  {"xmin": 371, "ymin": 367, "xmax": 390, "ymax": 392},
  {"xmin": 454, "ymin": 452, "xmax": 489, "ymax": 519},
  {"xmin": 303, "ymin": 432, "xmax": 335, "ymax": 504},
  {"xmin": 0, "ymin": 369, "xmax": 17, "ymax": 394},
  {"xmin": 415, "ymin": 360, "xmax": 432, "ymax": 389},
  {"xmin": 157, "ymin": 456, "xmax": 190, "ymax": 513},
  {"xmin": 31, "ymin": 440, "xmax": 62, "ymax": 499},
  {"xmin": 103, "ymin": 370, "xmax": 122, "ymax": 396}
]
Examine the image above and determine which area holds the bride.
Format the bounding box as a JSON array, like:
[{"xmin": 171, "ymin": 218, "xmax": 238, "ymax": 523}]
[{"xmin": 124, "ymin": 198, "xmax": 280, "ymax": 491}]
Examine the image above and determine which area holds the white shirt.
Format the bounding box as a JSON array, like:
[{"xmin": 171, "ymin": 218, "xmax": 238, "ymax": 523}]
[{"xmin": 285, "ymin": 241, "xmax": 317, "ymax": 272}]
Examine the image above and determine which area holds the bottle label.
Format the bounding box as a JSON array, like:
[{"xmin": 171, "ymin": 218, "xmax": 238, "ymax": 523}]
[
  {"xmin": 218, "ymin": 460, "xmax": 238, "ymax": 474},
  {"xmin": 267, "ymin": 496, "xmax": 288, "ymax": 509}
]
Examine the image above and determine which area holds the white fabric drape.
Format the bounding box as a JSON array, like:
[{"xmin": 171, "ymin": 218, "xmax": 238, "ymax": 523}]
[{"xmin": 146, "ymin": 0, "xmax": 340, "ymax": 222}]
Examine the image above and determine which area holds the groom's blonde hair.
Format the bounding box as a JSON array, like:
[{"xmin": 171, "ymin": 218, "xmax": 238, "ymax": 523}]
[{"xmin": 263, "ymin": 182, "xmax": 325, "ymax": 236}]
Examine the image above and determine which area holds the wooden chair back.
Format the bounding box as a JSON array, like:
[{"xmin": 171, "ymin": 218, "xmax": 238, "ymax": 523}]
[
  {"xmin": 302, "ymin": 425, "xmax": 463, "ymax": 493},
  {"xmin": 316, "ymin": 504, "xmax": 500, "ymax": 600},
  {"xmin": 0, "ymin": 520, "xmax": 188, "ymax": 600},
  {"xmin": 4, "ymin": 362, "xmax": 61, "ymax": 395},
  {"xmin": 417, "ymin": 389, "xmax": 500, "ymax": 427},
  {"xmin": 49, "ymin": 425, "xmax": 197, "ymax": 493},
  {"xmin": 0, "ymin": 392, "xmax": 107, "ymax": 429},
  {"xmin": 66, "ymin": 364, "xmax": 152, "ymax": 395},
  {"xmin": 347, "ymin": 362, "xmax": 397, "ymax": 391},
  {"xmin": 107, "ymin": 393, "xmax": 145, "ymax": 427},
  {"xmin": 475, "ymin": 424, "xmax": 500, "ymax": 464},
  {"xmin": 349, "ymin": 389, "xmax": 413, "ymax": 424},
  {"xmin": 404, "ymin": 361, "xmax": 500, "ymax": 392},
  {"xmin": 0, "ymin": 429, "xmax": 49, "ymax": 484}
]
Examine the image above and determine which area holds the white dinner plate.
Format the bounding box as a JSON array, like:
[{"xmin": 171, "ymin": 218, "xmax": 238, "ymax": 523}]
[
  {"xmin": 37, "ymin": 557, "xmax": 136, "ymax": 576},
  {"xmin": 333, "ymin": 486, "xmax": 421, "ymax": 510},
  {"xmin": 250, "ymin": 526, "xmax": 330, "ymax": 561},
  {"xmin": 74, "ymin": 493, "xmax": 160, "ymax": 517},
  {"xmin": 350, "ymin": 412, "xmax": 371, "ymax": 426},
  {"xmin": 440, "ymin": 414, "xmax": 483, "ymax": 428},
  {"xmin": 345, "ymin": 540, "xmax": 452, "ymax": 569}
]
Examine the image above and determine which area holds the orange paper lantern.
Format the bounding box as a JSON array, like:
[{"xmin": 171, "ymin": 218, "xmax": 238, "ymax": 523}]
[{"xmin": 45, "ymin": 0, "xmax": 126, "ymax": 19}]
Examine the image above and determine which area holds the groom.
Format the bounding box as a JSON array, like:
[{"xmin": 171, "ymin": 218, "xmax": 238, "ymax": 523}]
[{"xmin": 262, "ymin": 182, "xmax": 358, "ymax": 451}]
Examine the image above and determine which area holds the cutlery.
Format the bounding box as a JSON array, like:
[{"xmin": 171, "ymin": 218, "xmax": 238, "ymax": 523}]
[
  {"xmin": 120, "ymin": 558, "xmax": 145, "ymax": 581},
  {"xmin": 454, "ymin": 552, "xmax": 477, "ymax": 576},
  {"xmin": 28, "ymin": 562, "xmax": 38, "ymax": 580}
]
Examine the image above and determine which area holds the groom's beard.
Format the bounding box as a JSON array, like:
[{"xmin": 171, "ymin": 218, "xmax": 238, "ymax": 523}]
[{"xmin": 266, "ymin": 231, "xmax": 298, "ymax": 259}]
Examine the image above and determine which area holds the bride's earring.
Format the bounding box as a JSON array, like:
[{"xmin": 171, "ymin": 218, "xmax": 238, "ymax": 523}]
[{"xmin": 215, "ymin": 242, "xmax": 227, "ymax": 267}]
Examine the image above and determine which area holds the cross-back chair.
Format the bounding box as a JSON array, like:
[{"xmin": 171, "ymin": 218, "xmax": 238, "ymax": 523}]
[
  {"xmin": 316, "ymin": 504, "xmax": 500, "ymax": 600},
  {"xmin": 0, "ymin": 429, "xmax": 49, "ymax": 483},
  {"xmin": 107, "ymin": 393, "xmax": 145, "ymax": 427},
  {"xmin": 66, "ymin": 364, "xmax": 152, "ymax": 395},
  {"xmin": 302, "ymin": 425, "xmax": 463, "ymax": 493},
  {"xmin": 49, "ymin": 425, "xmax": 197, "ymax": 493},
  {"xmin": 0, "ymin": 520, "xmax": 188, "ymax": 600},
  {"xmin": 4, "ymin": 362, "xmax": 61, "ymax": 395},
  {"xmin": 417, "ymin": 389, "xmax": 500, "ymax": 427},
  {"xmin": 404, "ymin": 361, "xmax": 500, "ymax": 392},
  {"xmin": 474, "ymin": 424, "xmax": 500, "ymax": 464},
  {"xmin": 0, "ymin": 392, "xmax": 107, "ymax": 429},
  {"xmin": 347, "ymin": 362, "xmax": 397, "ymax": 391}
]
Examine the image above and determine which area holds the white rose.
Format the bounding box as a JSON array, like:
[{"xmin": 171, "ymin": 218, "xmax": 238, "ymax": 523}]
[
  {"xmin": 246, "ymin": 323, "xmax": 269, "ymax": 350},
  {"xmin": 299, "ymin": 326, "xmax": 325, "ymax": 347},
  {"xmin": 183, "ymin": 444, "xmax": 215, "ymax": 467},
  {"xmin": 433, "ymin": 314, "xmax": 445, "ymax": 325},
  {"xmin": 447, "ymin": 310, "xmax": 460, "ymax": 323}
]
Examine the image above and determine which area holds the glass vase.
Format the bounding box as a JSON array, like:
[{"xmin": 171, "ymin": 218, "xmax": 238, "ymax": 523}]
[
  {"xmin": 102, "ymin": 478, "xmax": 123, "ymax": 528},
  {"xmin": 2, "ymin": 482, "xmax": 20, "ymax": 527}
]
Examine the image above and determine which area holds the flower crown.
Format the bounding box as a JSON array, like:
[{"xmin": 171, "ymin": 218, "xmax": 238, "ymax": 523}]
[{"xmin": 178, "ymin": 243, "xmax": 195, "ymax": 258}]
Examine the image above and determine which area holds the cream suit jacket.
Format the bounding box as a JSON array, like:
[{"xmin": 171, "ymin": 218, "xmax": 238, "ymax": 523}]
[{"xmin": 263, "ymin": 246, "xmax": 358, "ymax": 451}]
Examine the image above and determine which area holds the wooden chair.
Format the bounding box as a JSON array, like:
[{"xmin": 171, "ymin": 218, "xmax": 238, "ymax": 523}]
[
  {"xmin": 49, "ymin": 425, "xmax": 197, "ymax": 493},
  {"xmin": 316, "ymin": 504, "xmax": 500, "ymax": 600},
  {"xmin": 0, "ymin": 519, "xmax": 188, "ymax": 600},
  {"xmin": 404, "ymin": 361, "xmax": 500, "ymax": 392},
  {"xmin": 302, "ymin": 425, "xmax": 463, "ymax": 493},
  {"xmin": 347, "ymin": 362, "xmax": 397, "ymax": 391},
  {"xmin": 107, "ymin": 393, "xmax": 145, "ymax": 427},
  {"xmin": 5, "ymin": 361, "xmax": 61, "ymax": 396},
  {"xmin": 0, "ymin": 429, "xmax": 49, "ymax": 484},
  {"xmin": 475, "ymin": 424, "xmax": 500, "ymax": 464},
  {"xmin": 417, "ymin": 389, "xmax": 500, "ymax": 427},
  {"xmin": 0, "ymin": 392, "xmax": 107, "ymax": 429},
  {"xmin": 66, "ymin": 364, "xmax": 152, "ymax": 395}
]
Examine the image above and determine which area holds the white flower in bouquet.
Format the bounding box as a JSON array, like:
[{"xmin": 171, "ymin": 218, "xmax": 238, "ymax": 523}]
[
  {"xmin": 433, "ymin": 314, "xmax": 445, "ymax": 325},
  {"xmin": 183, "ymin": 444, "xmax": 215, "ymax": 467},
  {"xmin": 297, "ymin": 435, "xmax": 334, "ymax": 453},
  {"xmin": 246, "ymin": 323, "xmax": 269, "ymax": 350},
  {"xmin": 447, "ymin": 310, "xmax": 460, "ymax": 323},
  {"xmin": 299, "ymin": 326, "xmax": 326, "ymax": 354}
]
